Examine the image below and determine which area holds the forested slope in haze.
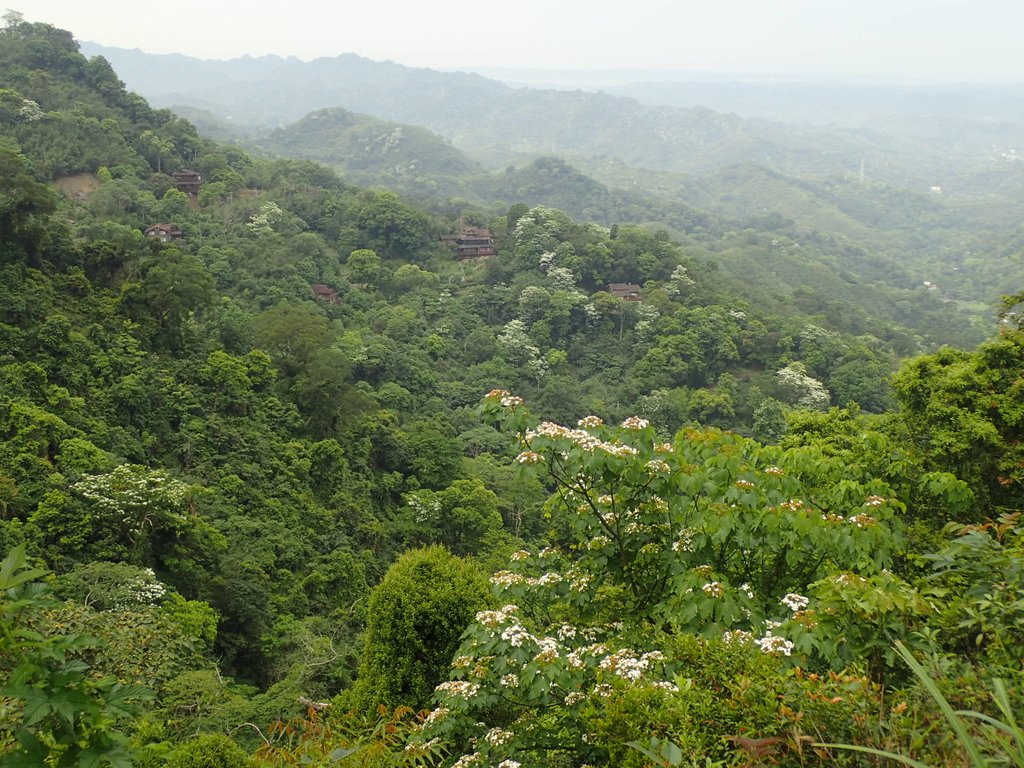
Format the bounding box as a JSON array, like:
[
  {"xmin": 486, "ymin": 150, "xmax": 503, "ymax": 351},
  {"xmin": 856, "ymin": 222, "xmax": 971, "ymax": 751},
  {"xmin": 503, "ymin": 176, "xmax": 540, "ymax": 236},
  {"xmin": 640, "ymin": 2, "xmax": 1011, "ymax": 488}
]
[
  {"xmin": 1, "ymin": 16, "xmax": 1023, "ymax": 768},
  {"xmin": 80, "ymin": 42, "xmax": 1022, "ymax": 348}
]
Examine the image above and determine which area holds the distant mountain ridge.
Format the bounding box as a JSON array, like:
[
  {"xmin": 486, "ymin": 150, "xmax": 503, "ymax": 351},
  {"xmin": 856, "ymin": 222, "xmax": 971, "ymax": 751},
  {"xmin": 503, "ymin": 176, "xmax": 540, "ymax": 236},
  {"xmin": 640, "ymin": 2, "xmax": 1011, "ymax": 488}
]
[
  {"xmin": 82, "ymin": 42, "xmax": 941, "ymax": 185},
  {"xmin": 79, "ymin": 43, "xmax": 512, "ymax": 133},
  {"xmin": 255, "ymin": 110, "xmax": 717, "ymax": 235},
  {"xmin": 75, "ymin": 40, "xmax": 1021, "ymax": 341},
  {"xmin": 261, "ymin": 107, "xmax": 482, "ymax": 177}
]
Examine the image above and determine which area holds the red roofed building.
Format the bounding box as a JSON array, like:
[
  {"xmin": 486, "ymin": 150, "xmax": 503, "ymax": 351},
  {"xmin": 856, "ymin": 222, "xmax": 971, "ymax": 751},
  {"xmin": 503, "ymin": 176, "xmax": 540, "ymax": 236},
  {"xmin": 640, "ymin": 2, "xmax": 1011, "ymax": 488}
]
[{"xmin": 311, "ymin": 283, "xmax": 339, "ymax": 304}]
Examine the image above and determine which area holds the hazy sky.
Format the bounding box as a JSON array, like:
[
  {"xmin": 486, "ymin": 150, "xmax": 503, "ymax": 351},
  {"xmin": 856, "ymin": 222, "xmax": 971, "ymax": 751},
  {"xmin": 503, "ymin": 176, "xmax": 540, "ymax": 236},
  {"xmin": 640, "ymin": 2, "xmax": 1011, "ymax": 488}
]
[{"xmin": 20, "ymin": 0, "xmax": 1024, "ymax": 82}]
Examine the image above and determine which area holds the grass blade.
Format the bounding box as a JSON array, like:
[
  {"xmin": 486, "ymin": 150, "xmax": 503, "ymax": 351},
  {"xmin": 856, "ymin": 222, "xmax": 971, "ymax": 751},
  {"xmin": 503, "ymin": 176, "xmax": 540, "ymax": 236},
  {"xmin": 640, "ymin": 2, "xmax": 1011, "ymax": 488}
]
[
  {"xmin": 892, "ymin": 641, "xmax": 988, "ymax": 768},
  {"xmin": 814, "ymin": 742, "xmax": 933, "ymax": 768}
]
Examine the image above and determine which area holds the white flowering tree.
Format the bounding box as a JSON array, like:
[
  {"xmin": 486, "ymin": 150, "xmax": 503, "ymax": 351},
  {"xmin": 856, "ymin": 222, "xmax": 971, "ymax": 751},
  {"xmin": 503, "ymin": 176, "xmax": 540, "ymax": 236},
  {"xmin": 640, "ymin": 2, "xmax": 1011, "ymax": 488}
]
[
  {"xmin": 246, "ymin": 201, "xmax": 283, "ymax": 237},
  {"xmin": 496, "ymin": 321, "xmax": 550, "ymax": 386},
  {"xmin": 546, "ymin": 267, "xmax": 577, "ymax": 292},
  {"xmin": 29, "ymin": 465, "xmax": 219, "ymax": 582},
  {"xmin": 516, "ymin": 286, "xmax": 552, "ymax": 323},
  {"xmin": 512, "ymin": 207, "xmax": 573, "ymax": 261},
  {"xmin": 664, "ymin": 264, "xmax": 695, "ymax": 299},
  {"xmin": 776, "ymin": 361, "xmax": 831, "ymax": 411},
  {"xmin": 632, "ymin": 303, "xmax": 661, "ymax": 345},
  {"xmin": 414, "ymin": 391, "xmax": 915, "ymax": 767}
]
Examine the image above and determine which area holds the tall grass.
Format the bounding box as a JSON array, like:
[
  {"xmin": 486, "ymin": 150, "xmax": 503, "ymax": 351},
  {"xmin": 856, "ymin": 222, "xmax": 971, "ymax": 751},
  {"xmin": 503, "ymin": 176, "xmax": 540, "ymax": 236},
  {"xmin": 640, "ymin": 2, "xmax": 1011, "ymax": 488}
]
[{"xmin": 817, "ymin": 641, "xmax": 1023, "ymax": 768}]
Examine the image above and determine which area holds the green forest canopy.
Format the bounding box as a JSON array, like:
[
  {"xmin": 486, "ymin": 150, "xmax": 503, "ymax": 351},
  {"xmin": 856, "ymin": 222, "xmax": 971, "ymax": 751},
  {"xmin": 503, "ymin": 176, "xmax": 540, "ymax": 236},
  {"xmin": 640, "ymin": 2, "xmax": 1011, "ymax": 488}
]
[{"xmin": 0, "ymin": 14, "xmax": 1022, "ymax": 768}]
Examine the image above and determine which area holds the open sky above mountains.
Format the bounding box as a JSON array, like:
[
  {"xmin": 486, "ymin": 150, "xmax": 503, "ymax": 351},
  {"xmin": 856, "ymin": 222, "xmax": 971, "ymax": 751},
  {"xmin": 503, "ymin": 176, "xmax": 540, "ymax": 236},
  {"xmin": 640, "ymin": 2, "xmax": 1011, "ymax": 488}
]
[{"xmin": 21, "ymin": 0, "xmax": 1024, "ymax": 83}]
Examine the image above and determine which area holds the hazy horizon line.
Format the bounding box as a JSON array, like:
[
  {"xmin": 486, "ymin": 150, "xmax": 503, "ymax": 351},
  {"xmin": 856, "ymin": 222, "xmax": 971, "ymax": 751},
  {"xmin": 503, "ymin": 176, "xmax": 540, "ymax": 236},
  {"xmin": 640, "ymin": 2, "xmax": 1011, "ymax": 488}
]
[{"xmin": 76, "ymin": 41, "xmax": 1024, "ymax": 90}]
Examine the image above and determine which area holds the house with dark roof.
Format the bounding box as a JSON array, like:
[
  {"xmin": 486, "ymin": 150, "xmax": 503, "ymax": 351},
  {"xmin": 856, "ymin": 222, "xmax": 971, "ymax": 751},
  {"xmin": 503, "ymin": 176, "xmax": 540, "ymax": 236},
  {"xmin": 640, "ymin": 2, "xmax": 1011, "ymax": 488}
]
[
  {"xmin": 608, "ymin": 282, "xmax": 643, "ymax": 301},
  {"xmin": 144, "ymin": 223, "xmax": 183, "ymax": 243},
  {"xmin": 441, "ymin": 227, "xmax": 495, "ymax": 259},
  {"xmin": 170, "ymin": 169, "xmax": 202, "ymax": 196},
  {"xmin": 311, "ymin": 283, "xmax": 339, "ymax": 304}
]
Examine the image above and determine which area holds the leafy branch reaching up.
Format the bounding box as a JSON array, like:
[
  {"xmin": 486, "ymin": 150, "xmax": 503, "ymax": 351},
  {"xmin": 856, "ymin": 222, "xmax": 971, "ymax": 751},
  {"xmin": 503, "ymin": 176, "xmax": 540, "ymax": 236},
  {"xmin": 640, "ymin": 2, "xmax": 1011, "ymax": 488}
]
[{"xmin": 0, "ymin": 545, "xmax": 152, "ymax": 768}]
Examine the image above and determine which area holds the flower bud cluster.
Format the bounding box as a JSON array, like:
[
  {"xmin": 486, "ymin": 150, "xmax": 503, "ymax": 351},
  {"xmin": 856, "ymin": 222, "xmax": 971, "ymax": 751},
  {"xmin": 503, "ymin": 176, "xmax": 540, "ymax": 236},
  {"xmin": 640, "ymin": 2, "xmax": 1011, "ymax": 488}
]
[
  {"xmin": 475, "ymin": 605, "xmax": 520, "ymax": 628},
  {"xmin": 523, "ymin": 422, "xmax": 639, "ymax": 457},
  {"xmin": 848, "ymin": 513, "xmax": 877, "ymax": 528},
  {"xmin": 620, "ymin": 416, "xmax": 650, "ymax": 430},
  {"xmin": 435, "ymin": 680, "xmax": 480, "ymax": 699},
  {"xmin": 755, "ymin": 634, "xmax": 795, "ymax": 656},
  {"xmin": 598, "ymin": 648, "xmax": 665, "ymax": 681}
]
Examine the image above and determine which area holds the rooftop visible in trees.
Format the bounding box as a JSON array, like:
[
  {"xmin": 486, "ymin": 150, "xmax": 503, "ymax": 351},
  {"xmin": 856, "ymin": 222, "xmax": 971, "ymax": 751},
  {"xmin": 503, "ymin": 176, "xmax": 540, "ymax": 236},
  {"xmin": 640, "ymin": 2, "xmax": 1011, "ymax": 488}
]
[
  {"xmin": 143, "ymin": 223, "xmax": 183, "ymax": 242},
  {"xmin": 170, "ymin": 169, "xmax": 202, "ymax": 195},
  {"xmin": 608, "ymin": 282, "xmax": 643, "ymax": 301},
  {"xmin": 311, "ymin": 283, "xmax": 339, "ymax": 304},
  {"xmin": 441, "ymin": 227, "xmax": 495, "ymax": 259}
]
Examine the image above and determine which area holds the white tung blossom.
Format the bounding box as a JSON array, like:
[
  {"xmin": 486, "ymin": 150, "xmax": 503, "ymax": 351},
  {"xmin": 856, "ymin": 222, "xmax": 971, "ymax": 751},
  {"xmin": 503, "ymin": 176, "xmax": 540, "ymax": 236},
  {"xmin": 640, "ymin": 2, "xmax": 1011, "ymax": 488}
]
[
  {"xmin": 722, "ymin": 629, "xmax": 754, "ymax": 645},
  {"xmin": 781, "ymin": 593, "xmax": 810, "ymax": 612},
  {"xmin": 500, "ymin": 624, "xmax": 532, "ymax": 647},
  {"xmin": 435, "ymin": 681, "xmax": 480, "ymax": 698},
  {"xmin": 485, "ymin": 728, "xmax": 514, "ymax": 746},
  {"xmin": 702, "ymin": 582, "xmax": 725, "ymax": 598},
  {"xmin": 548, "ymin": 266, "xmax": 577, "ymax": 290},
  {"xmin": 515, "ymin": 451, "xmax": 543, "ymax": 465},
  {"xmin": 423, "ymin": 706, "xmax": 449, "ymax": 725},
  {"xmin": 645, "ymin": 459, "xmax": 671, "ymax": 475},
  {"xmin": 620, "ymin": 416, "xmax": 650, "ymax": 430},
  {"xmin": 475, "ymin": 605, "xmax": 519, "ymax": 628},
  {"xmin": 490, "ymin": 571, "xmax": 526, "ymax": 588},
  {"xmin": 407, "ymin": 494, "xmax": 441, "ymax": 523},
  {"xmin": 776, "ymin": 362, "xmax": 830, "ymax": 411},
  {"xmin": 523, "ymin": 422, "xmax": 638, "ymax": 457},
  {"xmin": 756, "ymin": 634, "xmax": 795, "ymax": 656},
  {"xmin": 246, "ymin": 201, "xmax": 283, "ymax": 236},
  {"xmin": 18, "ymin": 99, "xmax": 43, "ymax": 121},
  {"xmin": 598, "ymin": 648, "xmax": 664, "ymax": 681},
  {"xmin": 848, "ymin": 513, "xmax": 877, "ymax": 528}
]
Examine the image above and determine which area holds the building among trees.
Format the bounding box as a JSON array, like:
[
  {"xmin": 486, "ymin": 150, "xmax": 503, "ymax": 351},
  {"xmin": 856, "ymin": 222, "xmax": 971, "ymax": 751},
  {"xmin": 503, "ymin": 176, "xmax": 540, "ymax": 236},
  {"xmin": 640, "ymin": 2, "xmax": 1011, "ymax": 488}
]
[
  {"xmin": 143, "ymin": 223, "xmax": 183, "ymax": 243},
  {"xmin": 441, "ymin": 227, "xmax": 495, "ymax": 259},
  {"xmin": 170, "ymin": 169, "xmax": 202, "ymax": 196},
  {"xmin": 608, "ymin": 282, "xmax": 643, "ymax": 301}
]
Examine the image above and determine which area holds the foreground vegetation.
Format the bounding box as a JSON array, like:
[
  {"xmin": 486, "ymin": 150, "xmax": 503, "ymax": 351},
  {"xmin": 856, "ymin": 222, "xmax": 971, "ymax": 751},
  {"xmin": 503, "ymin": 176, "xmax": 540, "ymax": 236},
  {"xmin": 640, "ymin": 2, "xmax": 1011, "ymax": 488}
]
[{"xmin": 1, "ymin": 14, "xmax": 1022, "ymax": 768}]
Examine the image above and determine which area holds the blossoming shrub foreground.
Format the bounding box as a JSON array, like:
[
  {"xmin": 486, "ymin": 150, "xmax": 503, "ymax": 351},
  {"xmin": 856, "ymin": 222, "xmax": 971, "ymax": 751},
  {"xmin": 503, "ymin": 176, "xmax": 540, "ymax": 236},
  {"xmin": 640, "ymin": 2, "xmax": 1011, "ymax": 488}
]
[{"xmin": 407, "ymin": 391, "xmax": 1009, "ymax": 767}]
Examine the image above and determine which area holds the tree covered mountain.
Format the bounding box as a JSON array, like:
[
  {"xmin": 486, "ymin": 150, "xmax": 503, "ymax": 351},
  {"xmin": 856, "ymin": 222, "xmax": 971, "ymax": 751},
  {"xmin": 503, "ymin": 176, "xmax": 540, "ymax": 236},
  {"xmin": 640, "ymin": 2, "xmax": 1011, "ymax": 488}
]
[
  {"xmin": 79, "ymin": 43, "xmax": 1020, "ymax": 347},
  {"xmin": 84, "ymin": 40, "xmax": 1012, "ymax": 187},
  {"xmin": 254, "ymin": 100, "xmax": 1012, "ymax": 351},
  {"xmin": 2, "ymin": 15, "xmax": 1023, "ymax": 768}
]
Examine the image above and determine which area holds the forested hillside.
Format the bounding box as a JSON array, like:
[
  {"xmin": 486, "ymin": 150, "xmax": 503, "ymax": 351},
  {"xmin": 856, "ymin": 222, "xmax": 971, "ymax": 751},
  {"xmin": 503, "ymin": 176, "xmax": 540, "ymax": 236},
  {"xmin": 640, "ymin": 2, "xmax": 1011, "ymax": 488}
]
[
  {"xmin": 82, "ymin": 41, "xmax": 1024, "ymax": 191},
  {"xmin": 2, "ymin": 15, "xmax": 1024, "ymax": 768},
  {"xmin": 81, "ymin": 43, "xmax": 1023, "ymax": 347},
  {"xmin": 257, "ymin": 118, "xmax": 995, "ymax": 351}
]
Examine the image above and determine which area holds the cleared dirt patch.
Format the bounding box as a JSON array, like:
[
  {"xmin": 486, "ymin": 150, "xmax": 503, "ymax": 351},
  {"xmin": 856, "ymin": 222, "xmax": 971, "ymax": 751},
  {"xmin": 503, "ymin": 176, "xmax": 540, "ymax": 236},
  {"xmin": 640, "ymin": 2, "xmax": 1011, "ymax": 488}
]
[{"xmin": 53, "ymin": 173, "xmax": 100, "ymax": 200}]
